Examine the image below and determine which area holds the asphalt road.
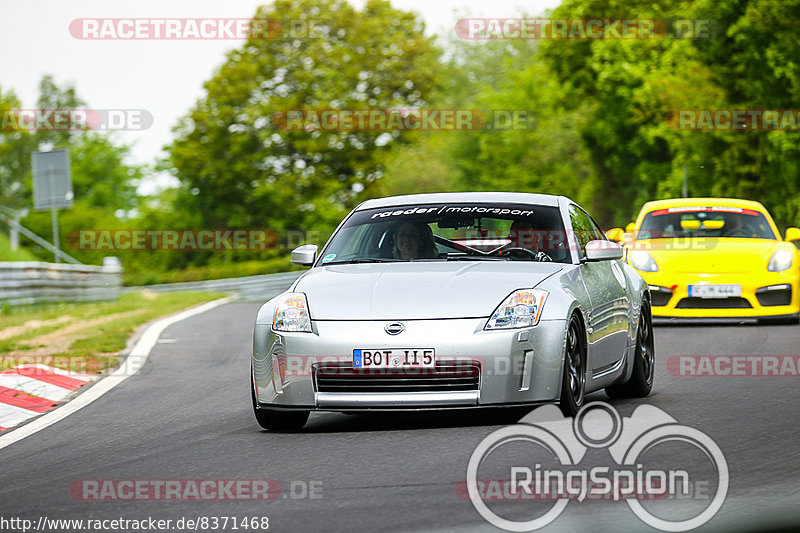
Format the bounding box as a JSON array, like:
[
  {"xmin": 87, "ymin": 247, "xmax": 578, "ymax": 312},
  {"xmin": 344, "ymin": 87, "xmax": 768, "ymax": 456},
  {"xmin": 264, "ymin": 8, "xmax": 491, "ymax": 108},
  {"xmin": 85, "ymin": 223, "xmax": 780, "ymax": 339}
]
[{"xmin": 1, "ymin": 301, "xmax": 799, "ymax": 533}]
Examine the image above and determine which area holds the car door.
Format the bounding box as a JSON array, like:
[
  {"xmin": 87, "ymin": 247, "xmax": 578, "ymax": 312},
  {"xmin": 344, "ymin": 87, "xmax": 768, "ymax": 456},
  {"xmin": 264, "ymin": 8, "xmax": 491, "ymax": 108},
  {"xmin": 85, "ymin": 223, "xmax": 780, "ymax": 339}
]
[{"xmin": 568, "ymin": 204, "xmax": 630, "ymax": 373}]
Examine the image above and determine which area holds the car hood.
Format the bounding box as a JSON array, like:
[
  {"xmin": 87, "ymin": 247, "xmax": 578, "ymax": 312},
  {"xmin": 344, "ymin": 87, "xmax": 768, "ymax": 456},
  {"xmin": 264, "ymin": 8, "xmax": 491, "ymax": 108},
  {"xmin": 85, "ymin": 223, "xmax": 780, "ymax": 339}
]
[
  {"xmin": 294, "ymin": 261, "xmax": 564, "ymax": 320},
  {"xmin": 631, "ymin": 238, "xmax": 780, "ymax": 274}
]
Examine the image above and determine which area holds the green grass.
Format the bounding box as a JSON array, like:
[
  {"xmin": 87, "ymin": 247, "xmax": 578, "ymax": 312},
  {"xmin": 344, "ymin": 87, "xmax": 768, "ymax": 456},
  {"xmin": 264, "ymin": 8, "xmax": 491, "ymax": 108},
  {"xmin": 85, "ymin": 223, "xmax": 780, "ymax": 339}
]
[
  {"xmin": 0, "ymin": 230, "xmax": 38, "ymax": 262},
  {"xmin": 122, "ymin": 257, "xmax": 304, "ymax": 286},
  {"xmin": 0, "ymin": 291, "xmax": 228, "ymax": 373}
]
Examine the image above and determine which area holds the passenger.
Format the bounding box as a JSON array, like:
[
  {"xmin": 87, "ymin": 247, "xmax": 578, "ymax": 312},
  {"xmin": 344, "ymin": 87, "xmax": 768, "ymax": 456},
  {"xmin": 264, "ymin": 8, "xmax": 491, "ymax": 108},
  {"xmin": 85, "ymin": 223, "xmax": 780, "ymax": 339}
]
[{"xmin": 393, "ymin": 222, "xmax": 437, "ymax": 260}]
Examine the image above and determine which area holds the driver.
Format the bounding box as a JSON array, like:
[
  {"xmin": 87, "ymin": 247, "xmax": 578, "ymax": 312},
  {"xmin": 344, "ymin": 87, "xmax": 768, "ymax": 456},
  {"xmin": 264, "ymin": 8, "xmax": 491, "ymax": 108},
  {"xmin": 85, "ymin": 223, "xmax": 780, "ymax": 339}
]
[
  {"xmin": 505, "ymin": 219, "xmax": 551, "ymax": 261},
  {"xmin": 722, "ymin": 214, "xmax": 749, "ymax": 237},
  {"xmin": 393, "ymin": 222, "xmax": 437, "ymax": 260}
]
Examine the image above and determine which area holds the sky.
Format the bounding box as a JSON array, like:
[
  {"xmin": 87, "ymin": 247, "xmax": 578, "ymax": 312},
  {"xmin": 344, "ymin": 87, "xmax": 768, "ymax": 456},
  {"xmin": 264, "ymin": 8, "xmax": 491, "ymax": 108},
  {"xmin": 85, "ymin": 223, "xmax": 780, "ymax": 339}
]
[{"xmin": 0, "ymin": 0, "xmax": 561, "ymax": 192}]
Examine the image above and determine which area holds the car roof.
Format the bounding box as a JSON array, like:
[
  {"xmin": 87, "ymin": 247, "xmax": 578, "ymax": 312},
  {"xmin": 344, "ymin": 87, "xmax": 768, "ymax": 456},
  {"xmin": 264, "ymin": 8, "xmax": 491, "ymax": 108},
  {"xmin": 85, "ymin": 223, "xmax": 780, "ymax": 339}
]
[
  {"xmin": 356, "ymin": 192, "xmax": 564, "ymax": 210},
  {"xmin": 639, "ymin": 197, "xmax": 768, "ymax": 213}
]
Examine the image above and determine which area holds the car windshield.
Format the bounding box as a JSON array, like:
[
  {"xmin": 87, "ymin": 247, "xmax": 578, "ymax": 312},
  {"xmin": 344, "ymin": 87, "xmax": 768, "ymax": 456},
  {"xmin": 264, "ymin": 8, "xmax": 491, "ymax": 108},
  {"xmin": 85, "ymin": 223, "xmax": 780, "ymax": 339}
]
[
  {"xmin": 637, "ymin": 207, "xmax": 776, "ymax": 240},
  {"xmin": 318, "ymin": 203, "xmax": 571, "ymax": 265}
]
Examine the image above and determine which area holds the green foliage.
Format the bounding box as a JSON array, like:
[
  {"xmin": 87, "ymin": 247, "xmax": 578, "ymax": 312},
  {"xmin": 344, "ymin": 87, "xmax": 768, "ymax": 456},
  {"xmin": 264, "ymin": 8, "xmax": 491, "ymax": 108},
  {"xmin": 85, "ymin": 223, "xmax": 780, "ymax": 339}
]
[
  {"xmin": 533, "ymin": 0, "xmax": 800, "ymax": 227},
  {"xmin": 0, "ymin": 229, "xmax": 37, "ymax": 261},
  {"xmin": 122, "ymin": 258, "xmax": 305, "ymax": 286},
  {"xmin": 167, "ymin": 0, "xmax": 443, "ymax": 241},
  {"xmin": 7, "ymin": 0, "xmax": 800, "ymax": 284},
  {"xmin": 0, "ymin": 85, "xmax": 36, "ymax": 210}
]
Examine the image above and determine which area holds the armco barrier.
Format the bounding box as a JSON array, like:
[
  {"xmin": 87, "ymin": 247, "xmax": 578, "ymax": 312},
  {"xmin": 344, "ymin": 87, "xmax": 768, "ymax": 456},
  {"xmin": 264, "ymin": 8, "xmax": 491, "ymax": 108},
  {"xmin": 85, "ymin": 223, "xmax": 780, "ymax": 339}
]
[
  {"xmin": 123, "ymin": 271, "xmax": 303, "ymax": 301},
  {"xmin": 0, "ymin": 261, "xmax": 122, "ymax": 306}
]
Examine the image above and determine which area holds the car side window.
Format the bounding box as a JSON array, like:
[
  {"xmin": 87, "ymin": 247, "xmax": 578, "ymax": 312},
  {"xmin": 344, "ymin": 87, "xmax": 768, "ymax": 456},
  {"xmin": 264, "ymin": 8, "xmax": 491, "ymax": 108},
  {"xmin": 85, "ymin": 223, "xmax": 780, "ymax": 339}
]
[{"xmin": 569, "ymin": 204, "xmax": 603, "ymax": 256}]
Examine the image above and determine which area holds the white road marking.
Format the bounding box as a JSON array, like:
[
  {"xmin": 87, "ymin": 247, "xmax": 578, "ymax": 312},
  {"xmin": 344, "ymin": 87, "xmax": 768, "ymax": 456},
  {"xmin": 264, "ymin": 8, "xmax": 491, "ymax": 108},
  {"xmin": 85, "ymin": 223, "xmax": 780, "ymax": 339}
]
[{"xmin": 0, "ymin": 297, "xmax": 232, "ymax": 450}]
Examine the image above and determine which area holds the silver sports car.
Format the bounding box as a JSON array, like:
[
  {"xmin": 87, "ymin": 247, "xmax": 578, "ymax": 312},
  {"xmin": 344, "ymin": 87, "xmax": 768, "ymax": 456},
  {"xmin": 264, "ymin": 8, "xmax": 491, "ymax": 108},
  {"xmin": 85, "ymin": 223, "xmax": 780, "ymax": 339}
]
[{"xmin": 251, "ymin": 192, "xmax": 654, "ymax": 430}]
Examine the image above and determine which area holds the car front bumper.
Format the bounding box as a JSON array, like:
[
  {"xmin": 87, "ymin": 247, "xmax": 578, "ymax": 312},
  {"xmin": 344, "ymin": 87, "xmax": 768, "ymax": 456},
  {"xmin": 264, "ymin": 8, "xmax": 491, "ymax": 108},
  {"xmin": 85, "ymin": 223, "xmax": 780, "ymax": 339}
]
[
  {"xmin": 641, "ymin": 269, "xmax": 800, "ymax": 319},
  {"xmin": 252, "ymin": 318, "xmax": 568, "ymax": 410}
]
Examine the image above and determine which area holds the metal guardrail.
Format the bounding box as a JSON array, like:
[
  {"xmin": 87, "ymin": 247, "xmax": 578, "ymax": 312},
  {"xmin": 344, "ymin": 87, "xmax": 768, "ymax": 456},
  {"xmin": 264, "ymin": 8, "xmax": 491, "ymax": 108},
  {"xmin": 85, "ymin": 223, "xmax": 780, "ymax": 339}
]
[
  {"xmin": 123, "ymin": 271, "xmax": 304, "ymax": 302},
  {"xmin": 0, "ymin": 261, "xmax": 122, "ymax": 306},
  {"xmin": 0, "ymin": 211, "xmax": 82, "ymax": 264}
]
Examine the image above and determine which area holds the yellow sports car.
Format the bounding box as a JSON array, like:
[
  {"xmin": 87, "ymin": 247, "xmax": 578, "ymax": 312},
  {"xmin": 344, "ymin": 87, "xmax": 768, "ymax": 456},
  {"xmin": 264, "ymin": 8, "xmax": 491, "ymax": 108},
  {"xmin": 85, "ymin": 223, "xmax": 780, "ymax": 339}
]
[{"xmin": 607, "ymin": 198, "xmax": 800, "ymax": 322}]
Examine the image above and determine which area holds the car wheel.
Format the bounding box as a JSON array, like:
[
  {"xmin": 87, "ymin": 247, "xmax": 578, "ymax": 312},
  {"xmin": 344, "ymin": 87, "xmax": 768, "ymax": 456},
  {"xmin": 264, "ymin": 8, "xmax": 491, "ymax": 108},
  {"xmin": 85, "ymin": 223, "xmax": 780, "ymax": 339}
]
[
  {"xmin": 251, "ymin": 374, "xmax": 309, "ymax": 431},
  {"xmin": 606, "ymin": 299, "xmax": 655, "ymax": 399},
  {"xmin": 559, "ymin": 314, "xmax": 586, "ymax": 417}
]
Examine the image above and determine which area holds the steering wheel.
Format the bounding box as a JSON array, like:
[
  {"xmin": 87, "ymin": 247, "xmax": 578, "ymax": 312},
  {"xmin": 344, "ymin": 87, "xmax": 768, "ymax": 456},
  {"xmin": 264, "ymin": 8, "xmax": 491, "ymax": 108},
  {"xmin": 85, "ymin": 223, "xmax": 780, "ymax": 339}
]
[{"xmin": 499, "ymin": 247, "xmax": 552, "ymax": 261}]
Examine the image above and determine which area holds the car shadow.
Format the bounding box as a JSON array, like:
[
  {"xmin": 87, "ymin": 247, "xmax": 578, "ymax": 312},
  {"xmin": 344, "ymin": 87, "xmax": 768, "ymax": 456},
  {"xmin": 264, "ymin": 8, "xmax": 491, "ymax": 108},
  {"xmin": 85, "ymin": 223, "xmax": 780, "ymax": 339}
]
[
  {"xmin": 273, "ymin": 390, "xmax": 608, "ymax": 433},
  {"xmin": 296, "ymin": 405, "xmax": 537, "ymax": 433}
]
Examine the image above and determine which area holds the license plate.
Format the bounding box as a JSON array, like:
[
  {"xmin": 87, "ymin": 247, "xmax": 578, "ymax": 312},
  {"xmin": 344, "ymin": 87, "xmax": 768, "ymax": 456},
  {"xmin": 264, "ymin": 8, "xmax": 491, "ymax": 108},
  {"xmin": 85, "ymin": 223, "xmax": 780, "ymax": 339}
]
[
  {"xmin": 688, "ymin": 284, "xmax": 742, "ymax": 298},
  {"xmin": 353, "ymin": 349, "xmax": 435, "ymax": 369}
]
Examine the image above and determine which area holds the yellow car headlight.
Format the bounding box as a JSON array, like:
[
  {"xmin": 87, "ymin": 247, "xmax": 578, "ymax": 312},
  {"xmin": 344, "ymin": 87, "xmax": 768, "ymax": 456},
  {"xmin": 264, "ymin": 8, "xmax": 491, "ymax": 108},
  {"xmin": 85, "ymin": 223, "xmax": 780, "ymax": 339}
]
[
  {"xmin": 768, "ymin": 249, "xmax": 794, "ymax": 272},
  {"xmin": 629, "ymin": 251, "xmax": 659, "ymax": 272}
]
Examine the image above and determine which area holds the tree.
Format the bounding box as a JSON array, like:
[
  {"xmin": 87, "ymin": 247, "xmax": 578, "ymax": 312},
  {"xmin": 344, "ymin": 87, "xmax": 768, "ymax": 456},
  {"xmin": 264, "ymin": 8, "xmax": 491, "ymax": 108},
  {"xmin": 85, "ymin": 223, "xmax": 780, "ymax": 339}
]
[
  {"xmin": 3, "ymin": 77, "xmax": 146, "ymax": 265},
  {"xmin": 0, "ymin": 85, "xmax": 35, "ymax": 210},
  {"xmin": 167, "ymin": 0, "xmax": 443, "ymax": 242}
]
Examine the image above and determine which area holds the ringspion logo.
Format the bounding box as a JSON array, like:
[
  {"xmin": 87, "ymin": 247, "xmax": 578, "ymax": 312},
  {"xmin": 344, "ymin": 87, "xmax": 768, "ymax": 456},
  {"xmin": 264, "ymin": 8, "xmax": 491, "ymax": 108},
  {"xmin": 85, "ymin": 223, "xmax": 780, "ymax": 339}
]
[{"xmin": 465, "ymin": 403, "xmax": 727, "ymax": 531}]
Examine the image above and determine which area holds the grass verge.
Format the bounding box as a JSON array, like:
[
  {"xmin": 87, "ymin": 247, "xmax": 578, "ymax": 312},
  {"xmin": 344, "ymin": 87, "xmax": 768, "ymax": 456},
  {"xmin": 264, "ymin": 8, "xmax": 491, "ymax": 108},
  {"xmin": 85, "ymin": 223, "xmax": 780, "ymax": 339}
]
[
  {"xmin": 122, "ymin": 258, "xmax": 304, "ymax": 286},
  {"xmin": 0, "ymin": 291, "xmax": 228, "ymax": 374},
  {"xmin": 0, "ymin": 230, "xmax": 38, "ymax": 262}
]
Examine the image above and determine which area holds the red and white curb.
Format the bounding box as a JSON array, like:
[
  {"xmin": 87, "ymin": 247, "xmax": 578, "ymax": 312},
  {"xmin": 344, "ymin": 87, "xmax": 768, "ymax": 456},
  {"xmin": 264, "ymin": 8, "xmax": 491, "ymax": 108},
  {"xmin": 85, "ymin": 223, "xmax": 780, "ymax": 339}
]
[
  {"xmin": 0, "ymin": 364, "xmax": 98, "ymax": 432},
  {"xmin": 0, "ymin": 297, "xmax": 232, "ymax": 450}
]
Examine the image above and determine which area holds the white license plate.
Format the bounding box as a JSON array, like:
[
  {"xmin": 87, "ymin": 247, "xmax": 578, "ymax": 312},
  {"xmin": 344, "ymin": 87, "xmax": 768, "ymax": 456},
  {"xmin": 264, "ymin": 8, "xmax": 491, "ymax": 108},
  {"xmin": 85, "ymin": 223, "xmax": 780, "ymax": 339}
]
[
  {"xmin": 688, "ymin": 284, "xmax": 742, "ymax": 298},
  {"xmin": 353, "ymin": 349, "xmax": 435, "ymax": 369}
]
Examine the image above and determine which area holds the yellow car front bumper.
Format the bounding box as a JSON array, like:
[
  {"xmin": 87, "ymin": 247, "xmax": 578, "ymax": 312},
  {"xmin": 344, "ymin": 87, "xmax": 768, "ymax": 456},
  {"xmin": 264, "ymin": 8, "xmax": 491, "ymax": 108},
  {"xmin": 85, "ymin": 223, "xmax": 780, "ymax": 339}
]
[{"xmin": 640, "ymin": 269, "xmax": 800, "ymax": 320}]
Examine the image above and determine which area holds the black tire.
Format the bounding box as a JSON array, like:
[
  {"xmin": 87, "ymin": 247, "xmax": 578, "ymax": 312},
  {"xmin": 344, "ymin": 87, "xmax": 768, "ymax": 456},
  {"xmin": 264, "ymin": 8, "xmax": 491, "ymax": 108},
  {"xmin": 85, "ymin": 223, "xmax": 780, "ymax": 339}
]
[
  {"xmin": 559, "ymin": 314, "xmax": 586, "ymax": 417},
  {"xmin": 606, "ymin": 299, "xmax": 655, "ymax": 399},
  {"xmin": 251, "ymin": 375, "xmax": 309, "ymax": 431}
]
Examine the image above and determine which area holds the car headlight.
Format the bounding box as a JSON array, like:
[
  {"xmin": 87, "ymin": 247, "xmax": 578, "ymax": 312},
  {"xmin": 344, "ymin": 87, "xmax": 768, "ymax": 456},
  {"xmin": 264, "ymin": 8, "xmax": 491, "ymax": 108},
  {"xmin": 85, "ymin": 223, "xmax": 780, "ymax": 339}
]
[
  {"xmin": 273, "ymin": 292, "xmax": 312, "ymax": 332},
  {"xmin": 485, "ymin": 289, "xmax": 548, "ymax": 330},
  {"xmin": 629, "ymin": 250, "xmax": 659, "ymax": 272},
  {"xmin": 768, "ymin": 249, "xmax": 794, "ymax": 272}
]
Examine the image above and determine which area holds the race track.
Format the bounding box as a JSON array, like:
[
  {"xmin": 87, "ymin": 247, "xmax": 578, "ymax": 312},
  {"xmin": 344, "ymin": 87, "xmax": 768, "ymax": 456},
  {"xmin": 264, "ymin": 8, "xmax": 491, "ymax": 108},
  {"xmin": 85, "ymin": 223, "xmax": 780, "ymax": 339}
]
[{"xmin": 1, "ymin": 302, "xmax": 799, "ymax": 532}]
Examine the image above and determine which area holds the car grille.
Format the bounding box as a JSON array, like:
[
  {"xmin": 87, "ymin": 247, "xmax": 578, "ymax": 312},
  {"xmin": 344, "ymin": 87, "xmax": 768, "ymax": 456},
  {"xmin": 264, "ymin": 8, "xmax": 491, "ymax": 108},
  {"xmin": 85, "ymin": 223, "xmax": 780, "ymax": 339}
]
[
  {"xmin": 648, "ymin": 286, "xmax": 673, "ymax": 307},
  {"xmin": 313, "ymin": 361, "xmax": 481, "ymax": 393},
  {"xmin": 755, "ymin": 286, "xmax": 792, "ymax": 307},
  {"xmin": 675, "ymin": 297, "xmax": 752, "ymax": 309}
]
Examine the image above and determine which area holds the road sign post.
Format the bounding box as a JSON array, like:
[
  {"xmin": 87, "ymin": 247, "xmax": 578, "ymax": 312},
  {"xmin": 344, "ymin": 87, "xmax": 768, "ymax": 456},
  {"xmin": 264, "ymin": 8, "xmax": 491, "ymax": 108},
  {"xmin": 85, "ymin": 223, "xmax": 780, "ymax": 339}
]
[{"xmin": 32, "ymin": 149, "xmax": 73, "ymax": 263}]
